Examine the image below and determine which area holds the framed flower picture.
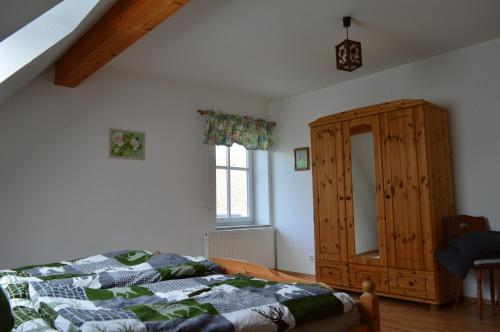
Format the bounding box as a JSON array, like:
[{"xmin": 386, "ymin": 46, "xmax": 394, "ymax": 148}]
[
  {"xmin": 109, "ymin": 129, "xmax": 145, "ymax": 160},
  {"xmin": 294, "ymin": 147, "xmax": 309, "ymax": 171}
]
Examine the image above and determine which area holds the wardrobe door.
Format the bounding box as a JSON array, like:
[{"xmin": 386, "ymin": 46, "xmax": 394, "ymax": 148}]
[
  {"xmin": 342, "ymin": 116, "xmax": 387, "ymax": 267},
  {"xmin": 381, "ymin": 109, "xmax": 425, "ymax": 270},
  {"xmin": 311, "ymin": 123, "xmax": 347, "ymax": 262}
]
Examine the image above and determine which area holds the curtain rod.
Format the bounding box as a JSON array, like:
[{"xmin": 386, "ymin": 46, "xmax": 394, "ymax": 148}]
[{"xmin": 196, "ymin": 109, "xmax": 276, "ymax": 127}]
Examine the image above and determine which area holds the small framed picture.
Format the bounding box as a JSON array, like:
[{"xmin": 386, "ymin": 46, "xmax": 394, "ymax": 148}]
[
  {"xmin": 109, "ymin": 129, "xmax": 145, "ymax": 160},
  {"xmin": 294, "ymin": 147, "xmax": 310, "ymax": 171}
]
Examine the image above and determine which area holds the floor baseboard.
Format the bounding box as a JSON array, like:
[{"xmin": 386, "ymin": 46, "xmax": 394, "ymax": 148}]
[{"xmin": 276, "ymin": 269, "xmax": 314, "ymax": 281}]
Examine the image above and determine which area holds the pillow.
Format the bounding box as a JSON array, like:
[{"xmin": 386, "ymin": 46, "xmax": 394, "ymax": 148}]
[{"xmin": 449, "ymin": 231, "xmax": 500, "ymax": 260}]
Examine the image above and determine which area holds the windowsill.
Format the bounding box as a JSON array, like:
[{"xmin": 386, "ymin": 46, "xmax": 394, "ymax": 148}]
[{"xmin": 215, "ymin": 224, "xmax": 273, "ymax": 231}]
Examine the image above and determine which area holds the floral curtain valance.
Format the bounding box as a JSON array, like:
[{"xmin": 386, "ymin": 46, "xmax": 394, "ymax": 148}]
[{"xmin": 202, "ymin": 111, "xmax": 275, "ymax": 151}]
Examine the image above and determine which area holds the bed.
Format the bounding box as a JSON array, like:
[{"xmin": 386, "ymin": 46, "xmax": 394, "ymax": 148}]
[
  {"xmin": 0, "ymin": 251, "xmax": 379, "ymax": 332},
  {"xmin": 211, "ymin": 258, "xmax": 380, "ymax": 332}
]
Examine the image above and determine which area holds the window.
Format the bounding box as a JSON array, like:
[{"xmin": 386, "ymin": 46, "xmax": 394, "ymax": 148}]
[
  {"xmin": 0, "ymin": 0, "xmax": 103, "ymax": 84},
  {"xmin": 216, "ymin": 143, "xmax": 253, "ymax": 224}
]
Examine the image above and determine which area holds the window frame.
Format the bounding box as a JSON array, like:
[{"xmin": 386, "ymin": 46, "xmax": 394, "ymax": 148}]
[{"xmin": 215, "ymin": 144, "xmax": 254, "ymax": 226}]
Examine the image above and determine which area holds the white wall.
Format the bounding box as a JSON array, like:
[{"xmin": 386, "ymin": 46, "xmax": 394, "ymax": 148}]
[
  {"xmin": 0, "ymin": 67, "xmax": 267, "ymax": 268},
  {"xmin": 269, "ymin": 37, "xmax": 500, "ymax": 298},
  {"xmin": 253, "ymin": 151, "xmax": 271, "ymax": 226}
]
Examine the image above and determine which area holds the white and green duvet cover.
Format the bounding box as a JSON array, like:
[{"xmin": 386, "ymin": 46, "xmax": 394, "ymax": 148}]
[{"xmin": 0, "ymin": 251, "xmax": 352, "ymax": 332}]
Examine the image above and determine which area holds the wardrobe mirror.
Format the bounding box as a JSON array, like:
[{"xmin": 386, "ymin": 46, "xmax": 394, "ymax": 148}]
[{"xmin": 350, "ymin": 131, "xmax": 379, "ymax": 257}]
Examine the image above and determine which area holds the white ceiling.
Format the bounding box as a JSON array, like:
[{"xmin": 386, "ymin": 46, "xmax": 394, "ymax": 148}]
[{"xmin": 109, "ymin": 0, "xmax": 500, "ymax": 100}]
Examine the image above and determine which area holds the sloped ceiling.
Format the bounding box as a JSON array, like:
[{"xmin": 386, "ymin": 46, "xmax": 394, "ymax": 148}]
[
  {"xmin": 2, "ymin": 0, "xmax": 500, "ymax": 103},
  {"xmin": 109, "ymin": 0, "xmax": 500, "ymax": 100}
]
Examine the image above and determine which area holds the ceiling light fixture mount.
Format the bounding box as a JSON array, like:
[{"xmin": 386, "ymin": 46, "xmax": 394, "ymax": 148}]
[{"xmin": 335, "ymin": 16, "xmax": 362, "ymax": 72}]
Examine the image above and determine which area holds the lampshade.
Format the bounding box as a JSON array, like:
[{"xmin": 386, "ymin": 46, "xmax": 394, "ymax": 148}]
[{"xmin": 335, "ymin": 17, "xmax": 362, "ymax": 72}]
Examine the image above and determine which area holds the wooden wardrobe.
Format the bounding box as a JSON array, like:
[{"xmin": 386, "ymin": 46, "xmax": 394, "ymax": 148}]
[{"xmin": 310, "ymin": 99, "xmax": 456, "ymax": 306}]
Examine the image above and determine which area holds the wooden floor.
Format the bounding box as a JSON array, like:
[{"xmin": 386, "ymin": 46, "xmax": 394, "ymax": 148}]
[
  {"xmin": 379, "ymin": 299, "xmax": 500, "ymax": 331},
  {"xmin": 279, "ymin": 270, "xmax": 500, "ymax": 331}
]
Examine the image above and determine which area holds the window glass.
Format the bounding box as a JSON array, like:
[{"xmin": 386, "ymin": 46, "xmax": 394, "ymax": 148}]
[
  {"xmin": 216, "ymin": 169, "xmax": 228, "ymax": 217},
  {"xmin": 215, "ymin": 144, "xmax": 252, "ymax": 223},
  {"xmin": 230, "ymin": 170, "xmax": 249, "ymax": 217},
  {"xmin": 230, "ymin": 144, "xmax": 247, "ymax": 168},
  {"xmin": 216, "ymin": 145, "xmax": 228, "ymax": 166}
]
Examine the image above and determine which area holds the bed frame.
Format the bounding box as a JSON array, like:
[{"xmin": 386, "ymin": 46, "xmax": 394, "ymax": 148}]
[{"xmin": 211, "ymin": 258, "xmax": 380, "ymax": 332}]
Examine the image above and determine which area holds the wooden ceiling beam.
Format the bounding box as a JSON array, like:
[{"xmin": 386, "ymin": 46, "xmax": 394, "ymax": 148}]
[{"xmin": 55, "ymin": 0, "xmax": 189, "ymax": 87}]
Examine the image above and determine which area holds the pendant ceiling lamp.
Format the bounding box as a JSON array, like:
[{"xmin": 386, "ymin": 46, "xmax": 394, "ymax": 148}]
[{"xmin": 335, "ymin": 16, "xmax": 362, "ymax": 72}]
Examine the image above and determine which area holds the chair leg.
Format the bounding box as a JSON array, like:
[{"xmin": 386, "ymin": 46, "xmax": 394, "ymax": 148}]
[
  {"xmin": 455, "ymin": 278, "xmax": 464, "ymax": 308},
  {"xmin": 477, "ymin": 268, "xmax": 483, "ymax": 320},
  {"xmin": 490, "ymin": 269, "xmax": 496, "ymax": 316}
]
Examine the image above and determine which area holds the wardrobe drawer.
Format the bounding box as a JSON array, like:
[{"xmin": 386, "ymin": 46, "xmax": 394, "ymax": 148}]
[
  {"xmin": 316, "ymin": 261, "xmax": 349, "ymax": 287},
  {"xmin": 389, "ymin": 268, "xmax": 436, "ymax": 299},
  {"xmin": 348, "ymin": 264, "xmax": 389, "ymax": 293}
]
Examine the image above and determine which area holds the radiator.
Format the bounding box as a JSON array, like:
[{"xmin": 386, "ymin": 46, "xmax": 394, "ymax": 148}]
[{"xmin": 204, "ymin": 227, "xmax": 276, "ymax": 268}]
